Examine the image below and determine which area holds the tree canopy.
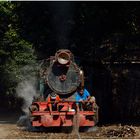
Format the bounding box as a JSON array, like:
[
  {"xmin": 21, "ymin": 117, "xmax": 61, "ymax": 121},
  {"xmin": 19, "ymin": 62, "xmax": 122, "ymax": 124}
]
[{"xmin": 0, "ymin": 2, "xmax": 36, "ymax": 108}]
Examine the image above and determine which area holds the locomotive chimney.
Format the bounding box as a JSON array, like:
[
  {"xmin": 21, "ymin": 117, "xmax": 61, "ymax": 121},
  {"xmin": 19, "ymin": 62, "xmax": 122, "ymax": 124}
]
[{"xmin": 55, "ymin": 50, "xmax": 71, "ymax": 65}]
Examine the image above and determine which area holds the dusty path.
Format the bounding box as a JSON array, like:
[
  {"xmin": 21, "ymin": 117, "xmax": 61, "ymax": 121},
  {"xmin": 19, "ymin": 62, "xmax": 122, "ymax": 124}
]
[
  {"xmin": 0, "ymin": 123, "xmax": 17, "ymax": 138},
  {"xmin": 0, "ymin": 108, "xmax": 21, "ymax": 139},
  {"xmin": 2, "ymin": 123, "xmax": 140, "ymax": 139}
]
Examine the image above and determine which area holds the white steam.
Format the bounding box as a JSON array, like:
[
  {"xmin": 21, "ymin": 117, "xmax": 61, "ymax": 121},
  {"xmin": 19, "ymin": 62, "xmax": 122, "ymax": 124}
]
[
  {"xmin": 16, "ymin": 64, "xmax": 40, "ymax": 115},
  {"xmin": 16, "ymin": 77, "xmax": 38, "ymax": 114}
]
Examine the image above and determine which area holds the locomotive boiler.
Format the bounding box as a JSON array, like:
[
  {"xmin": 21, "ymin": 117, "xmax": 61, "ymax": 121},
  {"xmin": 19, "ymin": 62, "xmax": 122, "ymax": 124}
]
[{"xmin": 29, "ymin": 49, "xmax": 98, "ymax": 129}]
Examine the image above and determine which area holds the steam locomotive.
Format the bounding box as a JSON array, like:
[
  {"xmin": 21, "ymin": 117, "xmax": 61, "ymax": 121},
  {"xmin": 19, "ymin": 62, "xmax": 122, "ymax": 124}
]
[{"xmin": 29, "ymin": 49, "xmax": 98, "ymax": 129}]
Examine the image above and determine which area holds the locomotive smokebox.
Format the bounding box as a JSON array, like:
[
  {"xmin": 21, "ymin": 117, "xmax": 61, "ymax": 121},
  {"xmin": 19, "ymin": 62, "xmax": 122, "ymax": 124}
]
[{"xmin": 46, "ymin": 49, "xmax": 82, "ymax": 95}]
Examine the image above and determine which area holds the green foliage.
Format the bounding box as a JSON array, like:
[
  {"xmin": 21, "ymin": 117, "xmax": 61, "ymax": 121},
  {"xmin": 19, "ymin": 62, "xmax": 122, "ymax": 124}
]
[{"xmin": 0, "ymin": 2, "xmax": 36, "ymax": 96}]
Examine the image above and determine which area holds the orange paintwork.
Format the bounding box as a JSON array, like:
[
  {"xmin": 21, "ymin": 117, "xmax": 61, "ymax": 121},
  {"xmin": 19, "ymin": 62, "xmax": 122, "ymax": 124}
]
[{"xmin": 31, "ymin": 101, "xmax": 96, "ymax": 127}]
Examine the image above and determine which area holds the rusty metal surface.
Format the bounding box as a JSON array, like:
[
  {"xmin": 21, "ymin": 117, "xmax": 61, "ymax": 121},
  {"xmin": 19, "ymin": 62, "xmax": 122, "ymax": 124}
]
[{"xmin": 47, "ymin": 62, "xmax": 81, "ymax": 94}]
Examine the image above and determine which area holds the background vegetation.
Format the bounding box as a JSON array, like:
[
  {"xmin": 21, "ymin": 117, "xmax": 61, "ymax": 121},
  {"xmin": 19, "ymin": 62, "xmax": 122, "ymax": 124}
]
[{"xmin": 0, "ymin": 1, "xmax": 140, "ymax": 123}]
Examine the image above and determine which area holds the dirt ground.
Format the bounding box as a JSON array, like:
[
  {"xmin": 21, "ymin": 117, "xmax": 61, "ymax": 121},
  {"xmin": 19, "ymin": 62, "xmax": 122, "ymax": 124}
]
[{"xmin": 0, "ymin": 110, "xmax": 140, "ymax": 139}]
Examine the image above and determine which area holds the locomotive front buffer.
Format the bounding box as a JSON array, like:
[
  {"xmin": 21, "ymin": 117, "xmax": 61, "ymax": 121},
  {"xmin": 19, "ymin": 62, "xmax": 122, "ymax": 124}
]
[{"xmin": 29, "ymin": 100, "xmax": 98, "ymax": 128}]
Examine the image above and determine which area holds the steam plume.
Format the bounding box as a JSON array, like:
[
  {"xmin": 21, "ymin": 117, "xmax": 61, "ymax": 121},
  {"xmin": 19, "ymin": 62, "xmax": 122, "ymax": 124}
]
[
  {"xmin": 16, "ymin": 76, "xmax": 37, "ymax": 114},
  {"xmin": 16, "ymin": 65, "xmax": 39, "ymax": 129}
]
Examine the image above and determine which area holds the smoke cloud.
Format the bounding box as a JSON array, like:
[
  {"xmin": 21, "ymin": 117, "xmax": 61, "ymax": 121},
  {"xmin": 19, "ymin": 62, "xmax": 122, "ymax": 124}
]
[
  {"xmin": 16, "ymin": 78, "xmax": 37, "ymax": 114},
  {"xmin": 15, "ymin": 65, "xmax": 39, "ymax": 129},
  {"xmin": 16, "ymin": 65, "xmax": 39, "ymax": 115}
]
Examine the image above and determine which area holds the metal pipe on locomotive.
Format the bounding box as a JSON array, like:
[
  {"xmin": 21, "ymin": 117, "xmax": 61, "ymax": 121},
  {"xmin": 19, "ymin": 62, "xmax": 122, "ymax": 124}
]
[{"xmin": 29, "ymin": 49, "xmax": 98, "ymax": 128}]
